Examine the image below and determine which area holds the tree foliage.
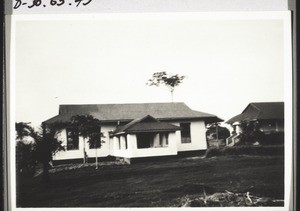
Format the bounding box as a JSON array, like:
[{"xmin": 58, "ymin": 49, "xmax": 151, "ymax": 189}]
[
  {"xmin": 70, "ymin": 115, "xmax": 102, "ymax": 141},
  {"xmin": 15, "ymin": 114, "xmax": 103, "ymax": 179},
  {"xmin": 206, "ymin": 124, "xmax": 230, "ymax": 140},
  {"xmin": 35, "ymin": 123, "xmax": 66, "ymax": 163},
  {"xmin": 70, "ymin": 115, "xmax": 103, "ymax": 164},
  {"xmin": 15, "ymin": 122, "xmax": 32, "ymax": 141},
  {"xmin": 37, "ymin": 122, "xmax": 67, "ymax": 182},
  {"xmin": 15, "ymin": 122, "xmax": 37, "ymax": 177},
  {"xmin": 15, "ymin": 122, "xmax": 66, "ymax": 180},
  {"xmin": 16, "ymin": 141, "xmax": 37, "ymax": 177},
  {"xmin": 147, "ymin": 71, "xmax": 185, "ymax": 102},
  {"xmin": 238, "ymin": 121, "xmax": 264, "ymax": 145}
]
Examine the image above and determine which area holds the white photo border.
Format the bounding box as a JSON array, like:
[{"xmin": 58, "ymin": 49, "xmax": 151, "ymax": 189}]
[{"xmin": 7, "ymin": 11, "xmax": 293, "ymax": 211}]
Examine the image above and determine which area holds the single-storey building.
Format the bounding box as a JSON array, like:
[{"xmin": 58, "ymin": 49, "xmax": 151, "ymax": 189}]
[
  {"xmin": 226, "ymin": 102, "xmax": 284, "ymax": 146},
  {"xmin": 44, "ymin": 102, "xmax": 223, "ymax": 163}
]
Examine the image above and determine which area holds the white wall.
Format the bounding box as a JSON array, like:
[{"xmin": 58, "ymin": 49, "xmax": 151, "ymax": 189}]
[
  {"xmin": 110, "ymin": 135, "xmax": 131, "ymax": 157},
  {"xmin": 132, "ymin": 132, "xmax": 178, "ymax": 158},
  {"xmin": 53, "ymin": 120, "xmax": 208, "ymax": 160},
  {"xmin": 235, "ymin": 124, "xmax": 243, "ymax": 134},
  {"xmin": 53, "ymin": 129, "xmax": 81, "ymax": 160},
  {"xmin": 53, "ymin": 126, "xmax": 115, "ymax": 161},
  {"xmin": 171, "ymin": 121, "xmax": 207, "ymax": 152},
  {"xmin": 110, "ymin": 132, "xmax": 178, "ymax": 158}
]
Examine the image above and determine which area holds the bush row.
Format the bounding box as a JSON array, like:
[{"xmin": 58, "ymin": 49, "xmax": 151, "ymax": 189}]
[
  {"xmin": 260, "ymin": 132, "xmax": 284, "ymax": 145},
  {"xmin": 204, "ymin": 145, "xmax": 284, "ymax": 158}
]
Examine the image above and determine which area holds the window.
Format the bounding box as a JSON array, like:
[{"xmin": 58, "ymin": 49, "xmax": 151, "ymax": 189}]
[
  {"xmin": 66, "ymin": 128, "xmax": 79, "ymax": 150},
  {"xmin": 89, "ymin": 126, "xmax": 101, "ymax": 149},
  {"xmin": 180, "ymin": 123, "xmax": 191, "ymax": 143}
]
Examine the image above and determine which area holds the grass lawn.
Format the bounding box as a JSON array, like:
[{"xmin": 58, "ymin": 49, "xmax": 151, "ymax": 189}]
[{"xmin": 17, "ymin": 155, "xmax": 284, "ymax": 207}]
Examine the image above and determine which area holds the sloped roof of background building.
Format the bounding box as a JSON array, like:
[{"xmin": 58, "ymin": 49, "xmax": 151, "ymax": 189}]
[
  {"xmin": 44, "ymin": 102, "xmax": 223, "ymax": 124},
  {"xmin": 226, "ymin": 102, "xmax": 284, "ymax": 124}
]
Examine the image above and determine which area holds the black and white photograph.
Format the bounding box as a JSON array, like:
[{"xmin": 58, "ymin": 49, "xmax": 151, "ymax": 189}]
[{"xmin": 8, "ymin": 11, "xmax": 293, "ymax": 210}]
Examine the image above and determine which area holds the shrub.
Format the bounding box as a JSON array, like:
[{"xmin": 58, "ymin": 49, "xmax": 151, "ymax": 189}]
[
  {"xmin": 16, "ymin": 141, "xmax": 37, "ymax": 177},
  {"xmin": 204, "ymin": 145, "xmax": 284, "ymax": 158},
  {"xmin": 260, "ymin": 132, "xmax": 284, "ymax": 145},
  {"xmin": 238, "ymin": 121, "xmax": 265, "ymax": 145},
  {"xmin": 204, "ymin": 148, "xmax": 223, "ymax": 157}
]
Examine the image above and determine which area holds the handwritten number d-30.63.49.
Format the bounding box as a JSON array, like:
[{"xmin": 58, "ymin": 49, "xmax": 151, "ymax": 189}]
[{"xmin": 13, "ymin": 0, "xmax": 93, "ymax": 9}]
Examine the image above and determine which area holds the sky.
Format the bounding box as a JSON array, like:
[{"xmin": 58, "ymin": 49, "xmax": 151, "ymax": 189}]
[{"xmin": 14, "ymin": 14, "xmax": 287, "ymax": 127}]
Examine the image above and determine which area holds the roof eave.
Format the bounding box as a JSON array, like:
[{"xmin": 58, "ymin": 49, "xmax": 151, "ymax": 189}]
[
  {"xmin": 112, "ymin": 129, "xmax": 179, "ymax": 136},
  {"xmin": 159, "ymin": 116, "xmax": 223, "ymax": 121}
]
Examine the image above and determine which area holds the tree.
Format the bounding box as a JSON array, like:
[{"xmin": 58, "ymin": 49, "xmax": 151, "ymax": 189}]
[
  {"xmin": 35, "ymin": 122, "xmax": 66, "ymax": 182},
  {"xmin": 206, "ymin": 123, "xmax": 230, "ymax": 140},
  {"xmin": 238, "ymin": 121, "xmax": 264, "ymax": 145},
  {"xmin": 206, "ymin": 123, "xmax": 230, "ymax": 148},
  {"xmin": 147, "ymin": 71, "xmax": 185, "ymax": 102},
  {"xmin": 15, "ymin": 122, "xmax": 32, "ymax": 141},
  {"xmin": 15, "ymin": 121, "xmax": 66, "ymax": 182},
  {"xmin": 70, "ymin": 115, "xmax": 103, "ymax": 168},
  {"xmin": 16, "ymin": 142, "xmax": 36, "ymax": 177},
  {"xmin": 15, "ymin": 122, "xmax": 37, "ymax": 177}
]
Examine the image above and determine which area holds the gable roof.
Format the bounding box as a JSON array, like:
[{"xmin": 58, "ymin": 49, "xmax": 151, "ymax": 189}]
[
  {"xmin": 112, "ymin": 115, "xmax": 181, "ymax": 135},
  {"xmin": 44, "ymin": 102, "xmax": 223, "ymax": 124},
  {"xmin": 226, "ymin": 102, "xmax": 284, "ymax": 124}
]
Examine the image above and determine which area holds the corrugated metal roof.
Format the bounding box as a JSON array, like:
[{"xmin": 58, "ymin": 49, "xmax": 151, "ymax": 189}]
[
  {"xmin": 44, "ymin": 102, "xmax": 223, "ymax": 124},
  {"xmin": 226, "ymin": 102, "xmax": 284, "ymax": 124}
]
